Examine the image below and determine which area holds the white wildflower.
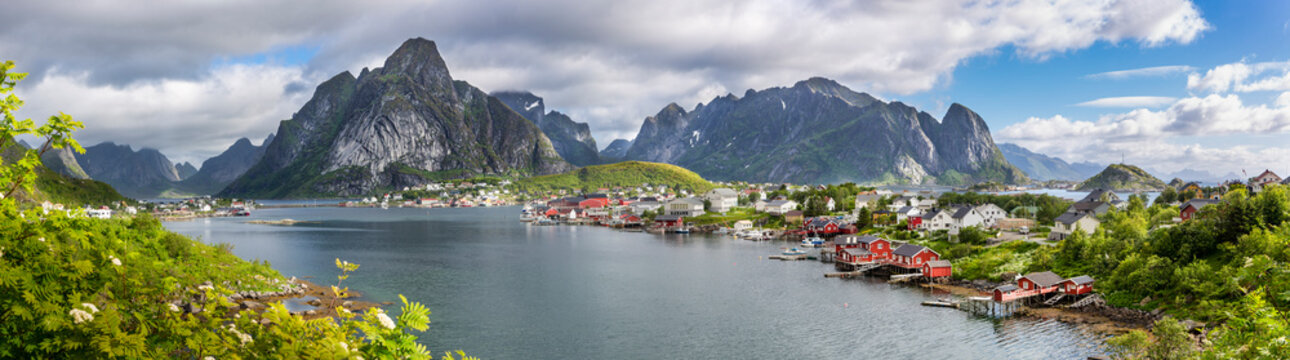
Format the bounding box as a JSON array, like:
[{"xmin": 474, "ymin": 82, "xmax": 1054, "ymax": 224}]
[
  {"xmin": 197, "ymin": 284, "xmax": 213, "ymax": 291},
  {"xmin": 81, "ymin": 303, "xmax": 99, "ymax": 313},
  {"xmin": 338, "ymin": 341, "xmax": 349, "ymax": 352},
  {"xmin": 169, "ymin": 303, "xmax": 181, "ymax": 312},
  {"xmin": 204, "ymin": 356, "xmax": 215, "ymax": 360},
  {"xmin": 227, "ymin": 325, "xmax": 253, "ymax": 346},
  {"xmin": 355, "ymin": 356, "xmax": 364, "ymax": 360},
  {"xmin": 1, "ymin": 247, "xmax": 5, "ymax": 258},
  {"xmin": 376, "ymin": 311, "xmax": 396, "ymax": 330},
  {"xmin": 69, "ymin": 308, "xmax": 94, "ymax": 324},
  {"xmin": 110, "ymin": 255, "xmax": 121, "ymax": 266},
  {"xmin": 38, "ymin": 237, "xmax": 44, "ymax": 242}
]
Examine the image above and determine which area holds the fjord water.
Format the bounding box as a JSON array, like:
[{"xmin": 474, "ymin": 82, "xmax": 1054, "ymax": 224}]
[{"xmin": 165, "ymin": 206, "xmax": 1107, "ymax": 359}]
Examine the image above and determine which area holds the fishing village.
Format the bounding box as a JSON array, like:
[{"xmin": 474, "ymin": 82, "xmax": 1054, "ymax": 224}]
[{"xmin": 509, "ymin": 175, "xmax": 1279, "ymax": 337}]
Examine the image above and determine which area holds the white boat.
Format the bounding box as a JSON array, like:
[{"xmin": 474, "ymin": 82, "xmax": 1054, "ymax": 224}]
[
  {"xmin": 800, "ymin": 237, "xmax": 825, "ymax": 248},
  {"xmin": 782, "ymin": 247, "xmax": 807, "ymax": 256}
]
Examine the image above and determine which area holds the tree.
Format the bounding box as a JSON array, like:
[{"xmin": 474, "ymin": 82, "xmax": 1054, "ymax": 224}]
[
  {"xmin": 0, "ymin": 60, "xmax": 84, "ymax": 199},
  {"xmin": 1157, "ymin": 186, "xmax": 1178, "ymax": 206},
  {"xmin": 857, "ymin": 207, "xmax": 872, "ymax": 229}
]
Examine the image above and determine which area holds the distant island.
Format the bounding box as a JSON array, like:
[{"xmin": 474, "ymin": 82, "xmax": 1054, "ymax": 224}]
[{"xmin": 1075, "ymin": 164, "xmax": 1167, "ymax": 191}]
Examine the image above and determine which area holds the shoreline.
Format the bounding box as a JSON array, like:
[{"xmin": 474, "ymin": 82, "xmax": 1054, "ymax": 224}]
[{"xmin": 920, "ymin": 282, "xmax": 1152, "ymax": 335}]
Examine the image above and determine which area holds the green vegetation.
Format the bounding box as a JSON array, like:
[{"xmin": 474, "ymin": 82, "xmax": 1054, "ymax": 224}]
[
  {"xmin": 32, "ymin": 167, "xmax": 128, "ymax": 206},
  {"xmin": 512, "ymin": 161, "xmax": 715, "ymax": 194},
  {"xmin": 1076, "ymin": 163, "xmax": 1167, "ymax": 191},
  {"xmin": 936, "ymin": 192, "xmax": 1073, "ymax": 223},
  {"xmin": 0, "ymin": 60, "xmax": 464, "ymax": 359},
  {"xmin": 685, "ymin": 207, "xmax": 769, "ymax": 226}
]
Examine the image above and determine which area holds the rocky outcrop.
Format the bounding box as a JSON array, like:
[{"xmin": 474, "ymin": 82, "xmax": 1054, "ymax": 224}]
[
  {"xmin": 622, "ymin": 77, "xmax": 1027, "ymax": 185},
  {"xmin": 1076, "ymin": 164, "xmax": 1167, "ymax": 191},
  {"xmin": 493, "ymin": 91, "xmax": 601, "ymax": 166},
  {"xmin": 220, "ymin": 38, "xmax": 572, "ymax": 198}
]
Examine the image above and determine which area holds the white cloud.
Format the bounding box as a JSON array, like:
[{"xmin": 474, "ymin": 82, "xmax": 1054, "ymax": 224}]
[
  {"xmin": 1076, "ymin": 96, "xmax": 1178, "ymax": 108},
  {"xmin": 13, "ymin": 64, "xmax": 317, "ymax": 164},
  {"xmin": 1, "ymin": 0, "xmax": 1212, "ymax": 155},
  {"xmin": 1000, "ymin": 93, "xmax": 1290, "ymax": 174},
  {"xmin": 1084, "ymin": 65, "xmax": 1194, "ymax": 80},
  {"xmin": 1187, "ymin": 61, "xmax": 1290, "ymax": 93}
]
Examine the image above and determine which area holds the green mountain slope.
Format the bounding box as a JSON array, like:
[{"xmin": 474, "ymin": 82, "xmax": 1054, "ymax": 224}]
[
  {"xmin": 1076, "ymin": 163, "xmax": 1168, "ymax": 191},
  {"xmin": 2, "ymin": 139, "xmax": 127, "ymax": 205},
  {"xmin": 512, "ymin": 161, "xmax": 714, "ymax": 193}
]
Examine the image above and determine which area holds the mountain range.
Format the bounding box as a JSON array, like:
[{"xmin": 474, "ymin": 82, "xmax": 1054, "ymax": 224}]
[
  {"xmin": 218, "ymin": 38, "xmax": 572, "ymax": 198},
  {"xmin": 492, "ymin": 91, "xmax": 601, "ymax": 167},
  {"xmin": 55, "ymin": 135, "xmax": 273, "ymax": 199},
  {"xmin": 997, "ymin": 143, "xmax": 1103, "ymax": 182},
  {"xmin": 619, "ymin": 77, "xmax": 1027, "ymax": 185}
]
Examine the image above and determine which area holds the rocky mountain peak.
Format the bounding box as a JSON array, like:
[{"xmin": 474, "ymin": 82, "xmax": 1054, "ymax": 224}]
[
  {"xmin": 377, "ymin": 38, "xmax": 454, "ymax": 94},
  {"xmin": 792, "ymin": 76, "xmax": 877, "ymax": 108}
]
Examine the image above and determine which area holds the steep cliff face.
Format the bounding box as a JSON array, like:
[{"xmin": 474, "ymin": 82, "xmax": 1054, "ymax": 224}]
[
  {"xmin": 176, "ymin": 134, "xmax": 273, "ymax": 195},
  {"xmin": 74, "ymin": 142, "xmax": 182, "ymax": 198},
  {"xmin": 623, "ymin": 77, "xmax": 1026, "ymax": 185},
  {"xmin": 175, "ymin": 162, "xmax": 198, "ymax": 180},
  {"xmin": 220, "ymin": 38, "xmax": 571, "ymax": 198},
  {"xmin": 493, "ymin": 91, "xmax": 601, "ymax": 166}
]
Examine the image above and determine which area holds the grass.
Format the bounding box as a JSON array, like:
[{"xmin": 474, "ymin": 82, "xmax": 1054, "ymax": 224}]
[
  {"xmin": 685, "ymin": 207, "xmax": 768, "ymax": 226},
  {"xmin": 513, "ymin": 161, "xmax": 715, "ymax": 193}
]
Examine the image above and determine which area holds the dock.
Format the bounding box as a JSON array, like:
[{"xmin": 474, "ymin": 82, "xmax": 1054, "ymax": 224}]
[
  {"xmin": 768, "ymin": 254, "xmax": 809, "ymax": 261},
  {"xmin": 921, "ymin": 300, "xmax": 959, "ymax": 309},
  {"xmin": 888, "ymin": 273, "xmax": 923, "ymax": 283}
]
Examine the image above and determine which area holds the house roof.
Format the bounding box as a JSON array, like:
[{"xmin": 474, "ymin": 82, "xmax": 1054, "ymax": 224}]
[
  {"xmin": 921, "ymin": 209, "xmax": 944, "ymax": 220},
  {"xmin": 767, "ymin": 199, "xmax": 795, "ymax": 207},
  {"xmin": 707, "ymin": 188, "xmax": 738, "ymax": 197},
  {"xmin": 896, "ymin": 206, "xmax": 915, "ymax": 214},
  {"xmin": 925, "ymin": 260, "xmax": 952, "ymax": 268},
  {"xmin": 1081, "ymin": 189, "xmax": 1117, "ymax": 203},
  {"xmin": 1022, "ymin": 271, "xmax": 1065, "ymax": 288},
  {"xmin": 843, "ymin": 247, "xmax": 872, "ymax": 256},
  {"xmin": 654, "ymin": 214, "xmax": 683, "ymax": 221},
  {"xmin": 1071, "ymin": 200, "xmax": 1107, "ymax": 212},
  {"xmin": 1182, "ymin": 199, "xmax": 1221, "ymax": 211},
  {"xmin": 1054, "ymin": 211, "xmax": 1092, "ymax": 225},
  {"xmin": 951, "ymin": 206, "xmax": 974, "ymax": 219},
  {"xmin": 586, "ymin": 193, "xmax": 608, "ymax": 199},
  {"xmin": 1178, "ymin": 181, "xmax": 1203, "ymax": 190},
  {"xmin": 670, "ymin": 197, "xmax": 704, "ymax": 206},
  {"xmin": 892, "ymin": 244, "xmax": 931, "ymax": 257},
  {"xmin": 1064, "ymin": 275, "xmax": 1095, "ymax": 285},
  {"xmin": 638, "ymin": 197, "xmax": 658, "ymax": 202},
  {"xmin": 785, "ymin": 210, "xmax": 804, "ymax": 216},
  {"xmin": 807, "ymin": 218, "xmax": 836, "ymax": 227},
  {"xmin": 995, "ymin": 284, "xmax": 1018, "ymax": 292},
  {"xmin": 856, "ymin": 235, "xmax": 885, "ymax": 245}
]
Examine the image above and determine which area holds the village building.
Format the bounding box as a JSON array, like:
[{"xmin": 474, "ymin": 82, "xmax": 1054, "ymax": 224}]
[
  {"xmin": 784, "ymin": 210, "xmax": 805, "ymax": 225},
  {"xmin": 804, "ymin": 217, "xmax": 841, "ymax": 234},
  {"xmin": 1059, "ymin": 275, "xmax": 1095, "ymax": 295},
  {"xmin": 890, "ymin": 244, "xmax": 941, "ymax": 268},
  {"xmin": 887, "ymin": 195, "xmax": 918, "ymax": 212},
  {"xmin": 703, "ymin": 188, "xmax": 739, "ymax": 213},
  {"xmin": 949, "ymin": 205, "xmax": 986, "ymax": 229},
  {"xmin": 653, "ymin": 214, "xmax": 684, "ymax": 228},
  {"xmin": 764, "ymin": 199, "xmax": 799, "ymax": 215},
  {"xmin": 1017, "ymin": 271, "xmax": 1064, "ymax": 294},
  {"xmin": 894, "ymin": 206, "xmax": 922, "ymax": 223},
  {"xmin": 86, "ymin": 207, "xmax": 112, "ymax": 219},
  {"xmin": 853, "ymin": 191, "xmax": 882, "ymax": 211},
  {"xmin": 1250, "ymin": 170, "xmax": 1283, "ymax": 193},
  {"xmin": 922, "ymin": 260, "xmax": 952, "ymax": 278},
  {"xmin": 665, "ymin": 198, "xmax": 705, "ymax": 217},
  {"xmin": 834, "ymin": 235, "xmax": 892, "ymax": 264},
  {"xmin": 1177, "ymin": 182, "xmax": 1204, "ymax": 198},
  {"xmin": 733, "ymin": 220, "xmax": 754, "ymax": 232},
  {"xmin": 1180, "ymin": 199, "xmax": 1221, "ymax": 221},
  {"xmin": 1051, "ymin": 212, "xmax": 1099, "ymax": 240},
  {"xmin": 918, "ymin": 208, "xmax": 954, "ymax": 231},
  {"xmin": 973, "ymin": 203, "xmax": 1007, "ymax": 227}
]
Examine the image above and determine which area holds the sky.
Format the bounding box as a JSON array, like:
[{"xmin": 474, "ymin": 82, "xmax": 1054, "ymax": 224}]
[{"xmin": 3, "ymin": 0, "xmax": 1288, "ymax": 179}]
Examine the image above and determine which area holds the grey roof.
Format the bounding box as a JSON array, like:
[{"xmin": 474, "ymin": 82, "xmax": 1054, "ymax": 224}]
[
  {"xmin": 1054, "ymin": 211, "xmax": 1091, "ymax": 225},
  {"xmin": 1065, "ymin": 275, "xmax": 1095, "ymax": 285},
  {"xmin": 1022, "ymin": 271, "xmax": 1065, "ymax": 288},
  {"xmin": 995, "ymin": 284, "xmax": 1019, "ymax": 292},
  {"xmin": 767, "ymin": 199, "xmax": 795, "ymax": 207},
  {"xmin": 1177, "ymin": 182, "xmax": 1203, "ymax": 190},
  {"xmin": 707, "ymin": 188, "xmax": 738, "ymax": 197},
  {"xmin": 1182, "ymin": 199, "xmax": 1220, "ymax": 211},
  {"xmin": 843, "ymin": 247, "xmax": 871, "ymax": 256},
  {"xmin": 654, "ymin": 214, "xmax": 683, "ymax": 221},
  {"xmin": 639, "ymin": 197, "xmax": 658, "ymax": 202},
  {"xmin": 586, "ymin": 193, "xmax": 608, "ymax": 199},
  {"xmin": 921, "ymin": 209, "xmax": 944, "ymax": 219},
  {"xmin": 951, "ymin": 206, "xmax": 974, "ymax": 219},
  {"xmin": 892, "ymin": 244, "xmax": 931, "ymax": 257},
  {"xmin": 808, "ymin": 218, "xmax": 836, "ymax": 227},
  {"xmin": 1080, "ymin": 189, "xmax": 1119, "ymax": 203},
  {"xmin": 925, "ymin": 260, "xmax": 952, "ymax": 268},
  {"xmin": 1071, "ymin": 200, "xmax": 1107, "ymax": 212},
  {"xmin": 896, "ymin": 206, "xmax": 915, "ymax": 213},
  {"xmin": 670, "ymin": 197, "xmax": 704, "ymax": 206}
]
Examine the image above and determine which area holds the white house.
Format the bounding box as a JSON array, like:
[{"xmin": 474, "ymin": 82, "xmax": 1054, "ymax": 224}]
[
  {"xmin": 974, "ymin": 203, "xmax": 1007, "ymax": 227},
  {"xmin": 888, "ymin": 196, "xmax": 917, "ymax": 212},
  {"xmin": 854, "ymin": 192, "xmax": 882, "ymax": 211},
  {"xmin": 665, "ymin": 197, "xmax": 706, "ymax": 217},
  {"xmin": 765, "ymin": 200, "xmax": 799, "ymax": 215},
  {"xmin": 86, "ymin": 207, "xmax": 112, "ymax": 219},
  {"xmin": 894, "ymin": 206, "xmax": 922, "ymax": 222},
  {"xmin": 916, "ymin": 199, "xmax": 937, "ymax": 211},
  {"xmin": 753, "ymin": 199, "xmax": 769, "ymax": 212},
  {"xmin": 704, "ymin": 188, "xmax": 739, "ymax": 213},
  {"xmin": 919, "ymin": 209, "xmax": 955, "ymax": 231},
  {"xmin": 949, "ymin": 206, "xmax": 986, "ymax": 229},
  {"xmin": 1051, "ymin": 212, "xmax": 1100, "ymax": 240},
  {"xmin": 733, "ymin": 220, "xmax": 754, "ymax": 231}
]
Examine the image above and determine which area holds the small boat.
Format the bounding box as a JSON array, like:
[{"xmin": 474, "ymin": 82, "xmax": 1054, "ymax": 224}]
[
  {"xmin": 672, "ymin": 228, "xmax": 691, "ymax": 234},
  {"xmin": 782, "ymin": 247, "xmax": 807, "ymax": 256},
  {"xmin": 800, "ymin": 237, "xmax": 825, "ymax": 248}
]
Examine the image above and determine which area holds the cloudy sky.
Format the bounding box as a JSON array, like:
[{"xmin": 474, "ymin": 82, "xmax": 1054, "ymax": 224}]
[{"xmin": 3, "ymin": 0, "xmax": 1288, "ymax": 179}]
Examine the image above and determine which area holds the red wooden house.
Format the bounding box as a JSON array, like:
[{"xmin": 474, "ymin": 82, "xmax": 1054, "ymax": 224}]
[
  {"xmin": 1059, "ymin": 275, "xmax": 1095, "ymax": 295},
  {"xmin": 906, "ymin": 216, "xmax": 922, "ymax": 231},
  {"xmin": 921, "ymin": 260, "xmax": 952, "ymax": 278},
  {"xmin": 890, "ymin": 244, "xmax": 940, "ymax": 269},
  {"xmin": 654, "ymin": 214, "xmax": 684, "ymax": 228},
  {"xmin": 993, "ymin": 284, "xmax": 1020, "ymax": 302},
  {"xmin": 805, "ymin": 217, "xmax": 841, "ymax": 234},
  {"xmin": 834, "ymin": 235, "xmax": 892, "ymax": 264},
  {"xmin": 1180, "ymin": 199, "xmax": 1219, "ymax": 221},
  {"xmin": 1017, "ymin": 271, "xmax": 1064, "ymax": 295},
  {"xmin": 579, "ymin": 197, "xmax": 611, "ymax": 208}
]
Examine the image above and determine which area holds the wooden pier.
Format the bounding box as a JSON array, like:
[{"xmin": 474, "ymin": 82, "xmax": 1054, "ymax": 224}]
[{"xmin": 768, "ymin": 254, "xmax": 809, "ymax": 261}]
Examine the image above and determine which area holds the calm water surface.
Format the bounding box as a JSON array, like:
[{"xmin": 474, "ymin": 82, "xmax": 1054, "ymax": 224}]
[{"xmin": 165, "ymin": 206, "xmax": 1108, "ymax": 359}]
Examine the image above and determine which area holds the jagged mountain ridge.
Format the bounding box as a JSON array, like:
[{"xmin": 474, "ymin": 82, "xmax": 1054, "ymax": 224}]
[
  {"xmin": 622, "ymin": 77, "xmax": 1027, "ymax": 185},
  {"xmin": 175, "ymin": 134, "xmax": 275, "ymax": 195},
  {"xmin": 599, "ymin": 139, "xmax": 632, "ymax": 159},
  {"xmin": 73, "ymin": 142, "xmax": 183, "ymax": 198},
  {"xmin": 219, "ymin": 38, "xmax": 572, "ymax": 198},
  {"xmin": 998, "ymin": 143, "xmax": 1103, "ymax": 181},
  {"xmin": 492, "ymin": 91, "xmax": 601, "ymax": 166}
]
